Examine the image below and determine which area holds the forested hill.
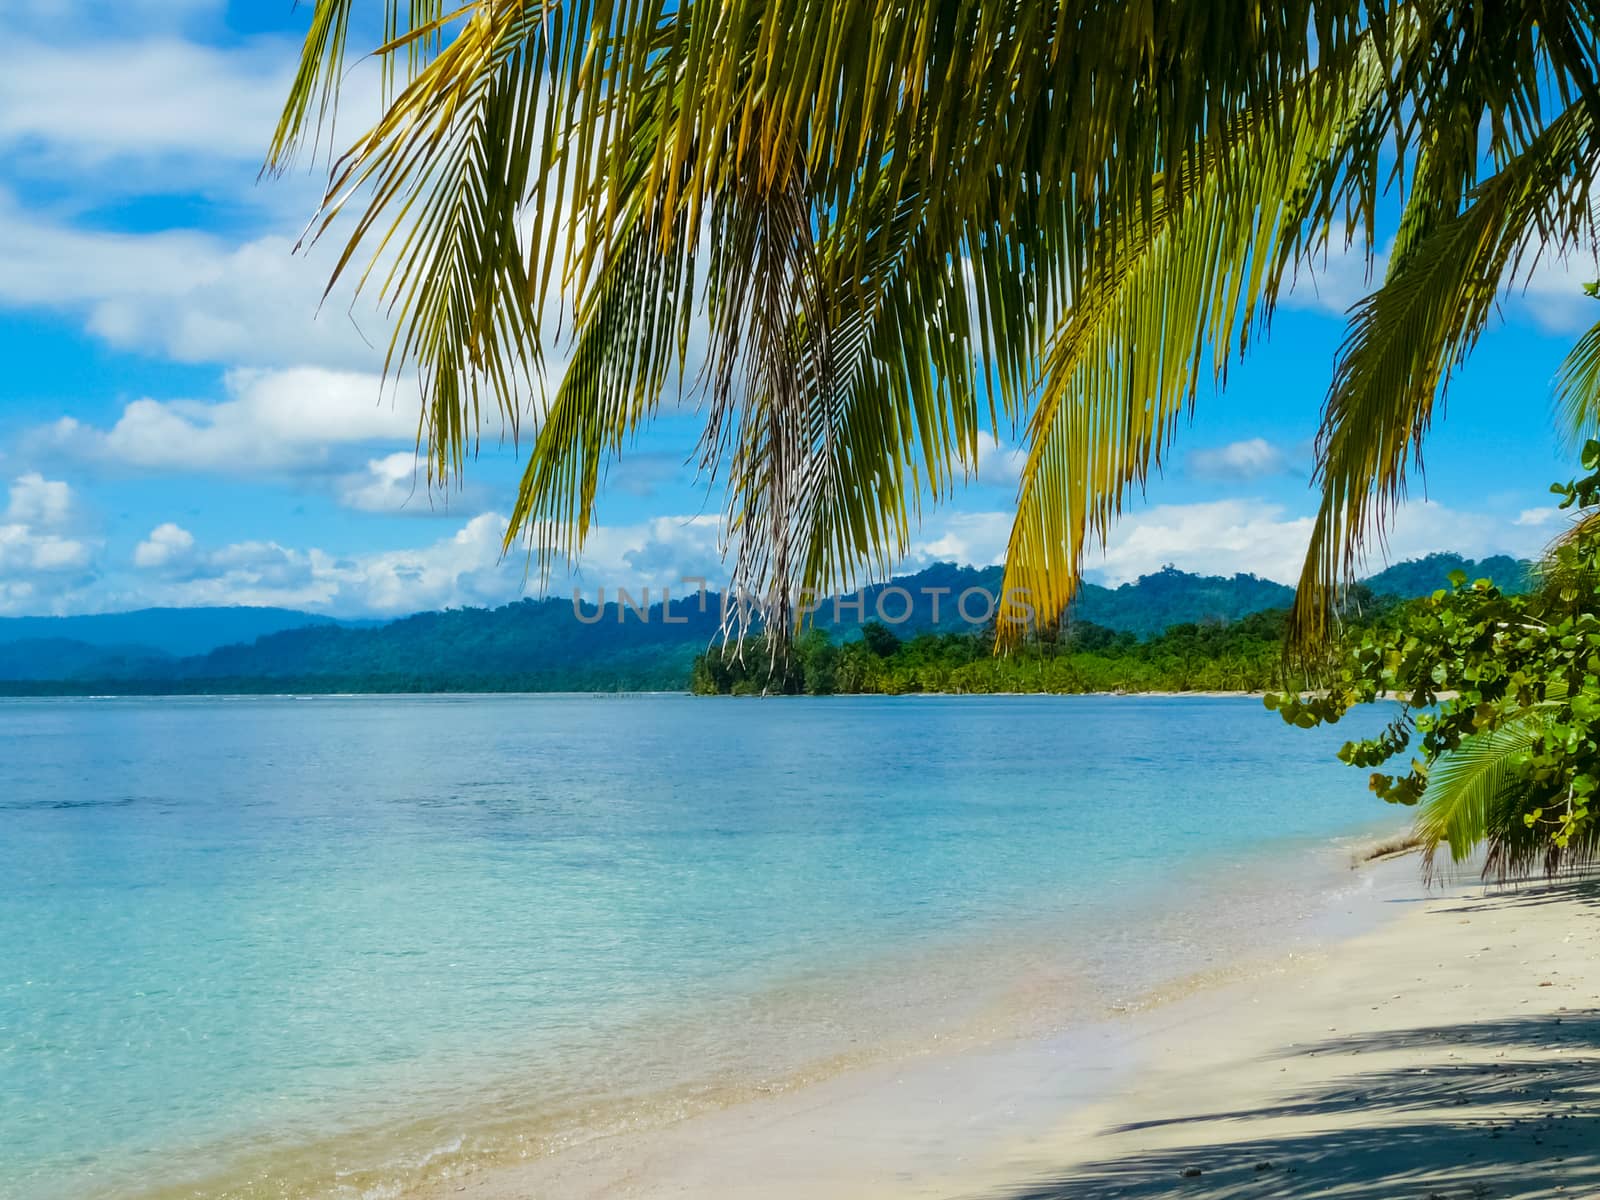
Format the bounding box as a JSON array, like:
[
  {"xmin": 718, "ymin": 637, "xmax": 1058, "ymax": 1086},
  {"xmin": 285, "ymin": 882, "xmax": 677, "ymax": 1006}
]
[
  {"xmin": 0, "ymin": 606, "xmax": 363, "ymax": 657},
  {"xmin": 0, "ymin": 551, "xmax": 1531, "ymax": 694},
  {"xmin": 1361, "ymin": 552, "xmax": 1533, "ymax": 596},
  {"xmin": 807, "ymin": 562, "xmax": 1295, "ymax": 638}
]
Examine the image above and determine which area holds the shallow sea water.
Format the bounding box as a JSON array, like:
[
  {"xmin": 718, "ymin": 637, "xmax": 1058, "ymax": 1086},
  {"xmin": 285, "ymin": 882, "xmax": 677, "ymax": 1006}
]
[{"xmin": 0, "ymin": 693, "xmax": 1403, "ymax": 1199}]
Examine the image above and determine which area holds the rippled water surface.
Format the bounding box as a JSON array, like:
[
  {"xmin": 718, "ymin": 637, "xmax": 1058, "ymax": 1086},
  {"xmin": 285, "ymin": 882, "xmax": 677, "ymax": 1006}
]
[{"xmin": 0, "ymin": 693, "xmax": 1399, "ymax": 1199}]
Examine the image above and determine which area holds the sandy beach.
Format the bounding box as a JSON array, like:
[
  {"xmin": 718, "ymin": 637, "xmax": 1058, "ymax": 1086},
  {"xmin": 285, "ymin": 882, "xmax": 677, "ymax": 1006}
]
[{"xmin": 418, "ymin": 859, "xmax": 1600, "ymax": 1200}]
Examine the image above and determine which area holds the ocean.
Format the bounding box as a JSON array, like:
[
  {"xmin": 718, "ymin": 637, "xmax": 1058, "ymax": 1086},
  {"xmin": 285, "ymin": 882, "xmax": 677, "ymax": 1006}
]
[{"xmin": 0, "ymin": 693, "xmax": 1404, "ymax": 1199}]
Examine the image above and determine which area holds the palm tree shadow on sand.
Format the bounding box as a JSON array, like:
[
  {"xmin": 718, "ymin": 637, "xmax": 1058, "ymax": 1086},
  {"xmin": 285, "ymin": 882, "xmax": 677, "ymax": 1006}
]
[{"xmin": 969, "ymin": 882, "xmax": 1600, "ymax": 1200}]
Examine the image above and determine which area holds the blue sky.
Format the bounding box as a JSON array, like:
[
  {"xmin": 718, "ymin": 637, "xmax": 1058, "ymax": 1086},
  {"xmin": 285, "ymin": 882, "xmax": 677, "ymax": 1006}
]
[{"xmin": 0, "ymin": 1, "xmax": 1590, "ymax": 617}]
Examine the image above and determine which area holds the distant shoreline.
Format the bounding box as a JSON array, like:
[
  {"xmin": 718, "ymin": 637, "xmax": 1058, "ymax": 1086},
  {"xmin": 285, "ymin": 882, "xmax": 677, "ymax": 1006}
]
[{"xmin": 0, "ymin": 684, "xmax": 1271, "ymax": 699}]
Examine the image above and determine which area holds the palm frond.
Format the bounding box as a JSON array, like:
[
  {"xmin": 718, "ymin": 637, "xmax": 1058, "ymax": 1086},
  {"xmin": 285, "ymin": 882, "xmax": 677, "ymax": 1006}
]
[
  {"xmin": 264, "ymin": 0, "xmax": 1600, "ymax": 650},
  {"xmin": 1291, "ymin": 98, "xmax": 1600, "ymax": 647},
  {"xmin": 999, "ymin": 38, "xmax": 1390, "ymax": 638},
  {"xmin": 1557, "ymin": 314, "xmax": 1600, "ymax": 444},
  {"xmin": 1417, "ymin": 714, "xmax": 1545, "ymax": 880},
  {"xmin": 266, "ymin": 0, "xmax": 1353, "ymax": 615}
]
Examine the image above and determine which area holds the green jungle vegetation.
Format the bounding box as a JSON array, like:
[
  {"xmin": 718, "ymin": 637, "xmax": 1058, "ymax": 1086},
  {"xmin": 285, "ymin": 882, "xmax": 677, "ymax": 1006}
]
[
  {"xmin": 2, "ymin": 555, "xmax": 1521, "ymax": 696},
  {"xmin": 1272, "ymin": 451, "xmax": 1600, "ymax": 880},
  {"xmin": 691, "ymin": 610, "xmax": 1305, "ymax": 697}
]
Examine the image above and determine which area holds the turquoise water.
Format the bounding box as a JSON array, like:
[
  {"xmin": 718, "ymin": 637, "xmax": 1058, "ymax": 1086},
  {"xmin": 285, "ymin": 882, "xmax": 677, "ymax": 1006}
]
[{"xmin": 0, "ymin": 694, "xmax": 1399, "ymax": 1199}]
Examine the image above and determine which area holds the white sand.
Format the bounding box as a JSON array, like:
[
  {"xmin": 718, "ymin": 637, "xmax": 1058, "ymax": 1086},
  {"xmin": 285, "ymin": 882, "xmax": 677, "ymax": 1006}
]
[{"xmin": 421, "ymin": 862, "xmax": 1600, "ymax": 1200}]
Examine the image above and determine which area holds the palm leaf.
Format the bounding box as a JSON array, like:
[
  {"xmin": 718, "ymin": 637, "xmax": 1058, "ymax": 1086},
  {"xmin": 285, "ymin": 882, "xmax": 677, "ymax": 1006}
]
[
  {"xmin": 1416, "ymin": 714, "xmax": 1546, "ymax": 880},
  {"xmin": 1291, "ymin": 98, "xmax": 1600, "ymax": 647},
  {"xmin": 999, "ymin": 37, "xmax": 1390, "ymax": 638},
  {"xmin": 1557, "ymin": 314, "xmax": 1600, "ymax": 445}
]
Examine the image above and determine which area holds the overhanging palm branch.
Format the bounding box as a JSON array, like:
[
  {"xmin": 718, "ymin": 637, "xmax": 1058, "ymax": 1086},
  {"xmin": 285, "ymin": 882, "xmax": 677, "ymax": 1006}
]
[
  {"xmin": 267, "ymin": 0, "xmax": 1350, "ymax": 628},
  {"xmin": 1000, "ymin": 37, "xmax": 1392, "ymax": 636},
  {"xmin": 1291, "ymin": 99, "xmax": 1600, "ymax": 648},
  {"xmin": 266, "ymin": 1, "xmax": 1600, "ymax": 650},
  {"xmin": 1417, "ymin": 712, "xmax": 1547, "ymax": 881},
  {"xmin": 1416, "ymin": 698, "xmax": 1600, "ymax": 882},
  {"xmin": 1557, "ymin": 314, "xmax": 1600, "ymax": 443}
]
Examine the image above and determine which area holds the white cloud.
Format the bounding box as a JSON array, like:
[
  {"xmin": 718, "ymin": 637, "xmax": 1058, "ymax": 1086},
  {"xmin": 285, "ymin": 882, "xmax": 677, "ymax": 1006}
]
[
  {"xmin": 1279, "ymin": 218, "xmax": 1600, "ymax": 334},
  {"xmin": 1517, "ymin": 246, "xmax": 1600, "ymax": 334},
  {"xmin": 62, "ymin": 510, "xmax": 729, "ymax": 617},
  {"xmin": 863, "ymin": 493, "xmax": 1555, "ymax": 590},
  {"xmin": 1189, "ymin": 437, "xmax": 1294, "ymax": 481},
  {"xmin": 338, "ymin": 453, "xmax": 440, "ymax": 514},
  {"xmin": 5, "ymin": 472, "xmax": 74, "ymax": 527},
  {"xmin": 1514, "ymin": 506, "xmax": 1567, "ymax": 528},
  {"xmin": 571, "ymin": 515, "xmax": 726, "ymax": 591},
  {"xmin": 43, "ymin": 367, "xmax": 417, "ymax": 474},
  {"xmin": 0, "ymin": 1, "xmax": 223, "ymax": 30},
  {"xmin": 973, "ymin": 432, "xmax": 1026, "ymax": 489},
  {"xmin": 0, "ymin": 196, "xmax": 392, "ymax": 370},
  {"xmin": 1086, "ymin": 500, "xmax": 1316, "ymax": 584},
  {"xmin": 88, "ymin": 519, "xmax": 511, "ymax": 614},
  {"xmin": 908, "ymin": 511, "xmax": 1012, "ymax": 568},
  {"xmin": 0, "ymin": 475, "xmax": 93, "ymax": 586},
  {"xmin": 0, "ymin": 524, "xmax": 91, "ymax": 573},
  {"xmin": 1380, "ymin": 499, "xmax": 1553, "ymax": 567},
  {"xmin": 1082, "ymin": 496, "xmax": 1555, "ymax": 586},
  {"xmin": 0, "ymin": 38, "xmax": 293, "ymax": 175},
  {"xmin": 133, "ymin": 522, "xmax": 197, "ymax": 570},
  {"xmin": 0, "ymin": 488, "xmax": 1570, "ymax": 619}
]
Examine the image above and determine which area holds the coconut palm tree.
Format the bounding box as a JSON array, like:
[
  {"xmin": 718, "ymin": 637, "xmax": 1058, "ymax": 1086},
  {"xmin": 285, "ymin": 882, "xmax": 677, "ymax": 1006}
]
[{"xmin": 269, "ymin": 1, "xmax": 1600, "ymax": 647}]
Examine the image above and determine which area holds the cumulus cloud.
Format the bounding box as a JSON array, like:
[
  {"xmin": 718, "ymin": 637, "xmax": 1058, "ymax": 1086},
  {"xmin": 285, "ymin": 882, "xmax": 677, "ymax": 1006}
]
[
  {"xmin": 1085, "ymin": 500, "xmax": 1316, "ymax": 584},
  {"xmin": 338, "ymin": 453, "xmax": 429, "ymax": 513},
  {"xmin": 1516, "ymin": 246, "xmax": 1600, "ymax": 334},
  {"xmin": 0, "ymin": 197, "xmax": 393, "ymax": 370},
  {"xmin": 0, "ymin": 475, "xmax": 94, "ymax": 608},
  {"xmin": 71, "ymin": 510, "xmax": 728, "ymax": 617},
  {"xmin": 1084, "ymin": 497, "xmax": 1556, "ymax": 586},
  {"xmin": 973, "ymin": 432, "xmax": 1026, "ymax": 488},
  {"xmin": 0, "ymin": 488, "xmax": 1574, "ymax": 618},
  {"xmin": 4, "ymin": 472, "xmax": 74, "ymax": 527},
  {"xmin": 1189, "ymin": 437, "xmax": 1295, "ymax": 481},
  {"xmin": 846, "ymin": 494, "xmax": 1558, "ymax": 590},
  {"xmin": 97, "ymin": 518, "xmax": 510, "ymax": 613},
  {"xmin": 1380, "ymin": 499, "xmax": 1557, "ymax": 567},
  {"xmin": 1514, "ymin": 506, "xmax": 1568, "ymax": 529},
  {"xmin": 133, "ymin": 522, "xmax": 197, "ymax": 570},
  {"xmin": 0, "ymin": 524, "xmax": 92, "ymax": 573},
  {"xmin": 1278, "ymin": 219, "xmax": 1598, "ymax": 334},
  {"xmin": 876, "ymin": 497, "xmax": 1564, "ymax": 595},
  {"xmin": 0, "ymin": 1, "xmax": 223, "ymax": 32},
  {"xmin": 0, "ymin": 37, "xmax": 293, "ymax": 176},
  {"xmin": 908, "ymin": 511, "xmax": 1013, "ymax": 568},
  {"xmin": 572, "ymin": 515, "xmax": 726, "ymax": 591},
  {"xmin": 42, "ymin": 367, "xmax": 417, "ymax": 474}
]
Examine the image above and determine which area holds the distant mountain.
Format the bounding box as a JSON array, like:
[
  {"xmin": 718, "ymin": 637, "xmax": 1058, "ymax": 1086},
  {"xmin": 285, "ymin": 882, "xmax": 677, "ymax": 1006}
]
[
  {"xmin": 134, "ymin": 594, "xmax": 726, "ymax": 691},
  {"xmin": 1360, "ymin": 552, "xmax": 1533, "ymax": 597},
  {"xmin": 0, "ymin": 607, "xmax": 363, "ymax": 658},
  {"xmin": 0, "ymin": 638, "xmax": 172, "ymax": 682},
  {"xmin": 0, "ymin": 553, "xmax": 1538, "ymax": 694},
  {"xmin": 812, "ymin": 562, "xmax": 1295, "ymax": 639}
]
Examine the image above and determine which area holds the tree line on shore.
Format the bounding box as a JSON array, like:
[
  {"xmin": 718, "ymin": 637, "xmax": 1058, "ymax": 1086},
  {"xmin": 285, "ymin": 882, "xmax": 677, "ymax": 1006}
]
[{"xmin": 690, "ymin": 608, "xmax": 1323, "ymax": 696}]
